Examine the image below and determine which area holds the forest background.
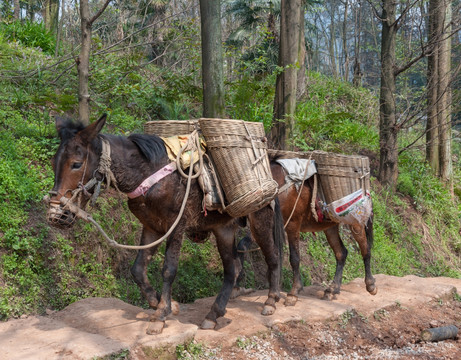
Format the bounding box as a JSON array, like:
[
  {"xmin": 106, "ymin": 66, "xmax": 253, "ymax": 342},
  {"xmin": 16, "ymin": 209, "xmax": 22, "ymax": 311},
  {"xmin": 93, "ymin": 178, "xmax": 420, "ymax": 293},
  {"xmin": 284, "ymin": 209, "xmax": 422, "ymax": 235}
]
[{"xmin": 0, "ymin": 0, "xmax": 460, "ymax": 326}]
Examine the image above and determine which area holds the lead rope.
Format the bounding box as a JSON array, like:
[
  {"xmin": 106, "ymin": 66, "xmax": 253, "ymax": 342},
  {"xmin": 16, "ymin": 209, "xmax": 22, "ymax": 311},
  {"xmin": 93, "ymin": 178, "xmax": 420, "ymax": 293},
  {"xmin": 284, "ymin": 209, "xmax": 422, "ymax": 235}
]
[{"xmin": 61, "ymin": 133, "xmax": 200, "ymax": 250}]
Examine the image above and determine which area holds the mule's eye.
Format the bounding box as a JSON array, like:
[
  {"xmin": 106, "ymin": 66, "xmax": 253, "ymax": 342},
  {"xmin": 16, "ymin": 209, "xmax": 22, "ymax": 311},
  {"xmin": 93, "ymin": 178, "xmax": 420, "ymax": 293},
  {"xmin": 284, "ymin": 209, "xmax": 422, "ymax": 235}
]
[{"xmin": 71, "ymin": 162, "xmax": 83, "ymax": 170}]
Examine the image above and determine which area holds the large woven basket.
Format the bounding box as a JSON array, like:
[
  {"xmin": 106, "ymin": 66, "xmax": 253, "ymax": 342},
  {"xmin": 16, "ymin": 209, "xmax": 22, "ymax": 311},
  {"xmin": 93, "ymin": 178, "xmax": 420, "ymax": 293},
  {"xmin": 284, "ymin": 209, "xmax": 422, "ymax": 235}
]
[
  {"xmin": 268, "ymin": 149, "xmax": 370, "ymax": 204},
  {"xmin": 199, "ymin": 118, "xmax": 278, "ymax": 217},
  {"xmin": 144, "ymin": 120, "xmax": 198, "ymax": 137}
]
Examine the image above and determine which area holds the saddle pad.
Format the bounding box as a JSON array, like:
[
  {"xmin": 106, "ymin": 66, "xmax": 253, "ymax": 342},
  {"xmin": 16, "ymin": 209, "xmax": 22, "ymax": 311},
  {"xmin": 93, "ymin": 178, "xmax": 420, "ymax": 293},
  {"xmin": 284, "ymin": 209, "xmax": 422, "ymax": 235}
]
[
  {"xmin": 276, "ymin": 158, "xmax": 317, "ymax": 190},
  {"xmin": 161, "ymin": 135, "xmax": 207, "ymax": 169}
]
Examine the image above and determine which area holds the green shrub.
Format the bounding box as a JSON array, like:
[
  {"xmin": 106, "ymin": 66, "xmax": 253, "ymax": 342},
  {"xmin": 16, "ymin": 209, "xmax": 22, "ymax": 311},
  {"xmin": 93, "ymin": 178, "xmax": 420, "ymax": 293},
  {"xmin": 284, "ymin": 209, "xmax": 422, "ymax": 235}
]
[
  {"xmin": 294, "ymin": 72, "xmax": 379, "ymax": 152},
  {"xmin": 0, "ymin": 20, "xmax": 55, "ymax": 55}
]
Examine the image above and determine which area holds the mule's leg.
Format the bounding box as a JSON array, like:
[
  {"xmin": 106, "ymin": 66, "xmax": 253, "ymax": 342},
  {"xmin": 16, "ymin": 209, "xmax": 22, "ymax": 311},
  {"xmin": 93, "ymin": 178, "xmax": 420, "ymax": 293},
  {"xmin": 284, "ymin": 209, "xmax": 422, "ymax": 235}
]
[
  {"xmin": 248, "ymin": 206, "xmax": 281, "ymax": 316},
  {"xmin": 323, "ymin": 225, "xmax": 348, "ymax": 300},
  {"xmin": 285, "ymin": 224, "xmax": 302, "ymax": 306},
  {"xmin": 148, "ymin": 232, "xmax": 184, "ymax": 334},
  {"xmin": 201, "ymin": 223, "xmax": 239, "ymax": 330},
  {"xmin": 131, "ymin": 227, "xmax": 162, "ymax": 309},
  {"xmin": 232, "ymin": 235, "xmax": 255, "ymax": 298},
  {"xmin": 350, "ymin": 221, "xmax": 377, "ymax": 295}
]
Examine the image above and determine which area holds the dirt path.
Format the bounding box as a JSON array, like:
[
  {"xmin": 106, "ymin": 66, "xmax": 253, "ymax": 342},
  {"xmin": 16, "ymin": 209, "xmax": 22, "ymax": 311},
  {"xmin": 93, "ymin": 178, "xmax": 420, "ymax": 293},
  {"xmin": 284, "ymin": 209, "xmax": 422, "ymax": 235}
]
[{"xmin": 1, "ymin": 274, "xmax": 460, "ymax": 360}]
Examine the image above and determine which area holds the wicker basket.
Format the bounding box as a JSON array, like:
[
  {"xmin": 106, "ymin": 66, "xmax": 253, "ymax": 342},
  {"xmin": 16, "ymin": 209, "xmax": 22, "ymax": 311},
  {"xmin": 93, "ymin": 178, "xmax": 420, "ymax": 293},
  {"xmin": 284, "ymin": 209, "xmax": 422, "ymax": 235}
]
[
  {"xmin": 199, "ymin": 118, "xmax": 278, "ymax": 217},
  {"xmin": 144, "ymin": 120, "xmax": 198, "ymax": 137},
  {"xmin": 268, "ymin": 149, "xmax": 370, "ymax": 204}
]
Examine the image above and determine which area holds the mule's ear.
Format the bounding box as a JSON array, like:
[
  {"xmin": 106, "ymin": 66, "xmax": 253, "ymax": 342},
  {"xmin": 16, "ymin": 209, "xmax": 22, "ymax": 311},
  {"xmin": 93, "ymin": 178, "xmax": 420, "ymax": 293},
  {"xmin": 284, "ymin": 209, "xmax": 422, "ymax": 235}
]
[
  {"xmin": 77, "ymin": 114, "xmax": 107, "ymax": 143},
  {"xmin": 55, "ymin": 116, "xmax": 68, "ymax": 139}
]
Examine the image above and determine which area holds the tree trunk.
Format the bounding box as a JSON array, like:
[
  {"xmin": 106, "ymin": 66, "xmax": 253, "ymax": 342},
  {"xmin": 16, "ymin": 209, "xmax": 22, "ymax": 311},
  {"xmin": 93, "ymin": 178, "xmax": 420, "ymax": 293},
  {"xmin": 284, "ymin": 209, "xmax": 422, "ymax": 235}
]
[
  {"xmin": 297, "ymin": 5, "xmax": 307, "ymax": 98},
  {"xmin": 352, "ymin": 0, "xmax": 363, "ymax": 87},
  {"xmin": 199, "ymin": 0, "xmax": 225, "ymax": 118},
  {"xmin": 14, "ymin": 0, "xmax": 20, "ymax": 20},
  {"xmin": 271, "ymin": 0, "xmax": 302, "ymax": 150},
  {"xmin": 342, "ymin": 0, "xmax": 350, "ymax": 82},
  {"xmin": 55, "ymin": 1, "xmax": 64, "ymax": 57},
  {"xmin": 78, "ymin": 0, "xmax": 92, "ymax": 125},
  {"xmin": 44, "ymin": 0, "xmax": 60, "ymax": 35},
  {"xmin": 378, "ymin": 0, "xmax": 398, "ymax": 188},
  {"xmin": 426, "ymin": 0, "xmax": 453, "ymax": 190},
  {"xmin": 329, "ymin": 5, "xmax": 337, "ymax": 77},
  {"xmin": 426, "ymin": 0, "xmax": 442, "ymax": 172},
  {"xmin": 437, "ymin": 0, "xmax": 452, "ymax": 188},
  {"xmin": 76, "ymin": 0, "xmax": 111, "ymax": 125}
]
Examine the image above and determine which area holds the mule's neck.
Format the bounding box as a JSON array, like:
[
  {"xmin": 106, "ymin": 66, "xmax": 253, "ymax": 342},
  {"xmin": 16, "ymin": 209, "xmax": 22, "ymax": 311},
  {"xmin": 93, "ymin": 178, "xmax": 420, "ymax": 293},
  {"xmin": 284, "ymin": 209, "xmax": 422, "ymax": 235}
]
[{"xmin": 101, "ymin": 134, "xmax": 169, "ymax": 194}]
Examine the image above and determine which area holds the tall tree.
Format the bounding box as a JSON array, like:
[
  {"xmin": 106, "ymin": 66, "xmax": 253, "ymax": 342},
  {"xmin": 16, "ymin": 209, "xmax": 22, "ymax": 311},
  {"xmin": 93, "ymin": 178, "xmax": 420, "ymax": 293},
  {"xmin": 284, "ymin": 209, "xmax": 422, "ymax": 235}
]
[
  {"xmin": 377, "ymin": 0, "xmax": 431, "ymax": 189},
  {"xmin": 426, "ymin": 0, "xmax": 453, "ymax": 189},
  {"xmin": 352, "ymin": 0, "xmax": 363, "ymax": 87},
  {"xmin": 378, "ymin": 0, "xmax": 398, "ymax": 188},
  {"xmin": 199, "ymin": 0, "xmax": 225, "ymax": 118},
  {"xmin": 296, "ymin": 3, "xmax": 307, "ymax": 98},
  {"xmin": 437, "ymin": 0, "xmax": 452, "ymax": 186},
  {"xmin": 44, "ymin": 0, "xmax": 60, "ymax": 35},
  {"xmin": 426, "ymin": 0, "xmax": 442, "ymax": 172},
  {"xmin": 14, "ymin": 0, "xmax": 20, "ymax": 19},
  {"xmin": 77, "ymin": 0, "xmax": 112, "ymax": 125},
  {"xmin": 270, "ymin": 0, "xmax": 302, "ymax": 150},
  {"xmin": 341, "ymin": 0, "xmax": 350, "ymax": 82}
]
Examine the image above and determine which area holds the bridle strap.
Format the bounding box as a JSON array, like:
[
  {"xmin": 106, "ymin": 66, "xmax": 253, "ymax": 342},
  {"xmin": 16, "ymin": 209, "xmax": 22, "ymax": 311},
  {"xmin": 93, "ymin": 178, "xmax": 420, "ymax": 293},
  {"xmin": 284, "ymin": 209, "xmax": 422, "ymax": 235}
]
[{"xmin": 65, "ymin": 137, "xmax": 119, "ymax": 206}]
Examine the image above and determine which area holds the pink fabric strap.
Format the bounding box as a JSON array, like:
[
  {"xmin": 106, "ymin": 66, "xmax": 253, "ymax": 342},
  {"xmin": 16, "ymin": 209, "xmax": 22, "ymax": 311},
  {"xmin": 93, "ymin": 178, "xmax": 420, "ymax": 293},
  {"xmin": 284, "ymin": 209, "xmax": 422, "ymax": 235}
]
[{"xmin": 127, "ymin": 162, "xmax": 177, "ymax": 199}]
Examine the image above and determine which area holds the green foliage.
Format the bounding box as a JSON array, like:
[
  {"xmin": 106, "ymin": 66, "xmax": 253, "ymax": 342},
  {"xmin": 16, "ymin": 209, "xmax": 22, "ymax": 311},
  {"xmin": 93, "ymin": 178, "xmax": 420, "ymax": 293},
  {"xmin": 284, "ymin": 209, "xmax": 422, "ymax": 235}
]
[
  {"xmin": 176, "ymin": 341, "xmax": 206, "ymax": 360},
  {"xmin": 0, "ymin": 20, "xmax": 56, "ymax": 55},
  {"xmin": 145, "ymin": 239, "xmax": 223, "ymax": 304},
  {"xmin": 294, "ymin": 72, "xmax": 379, "ymax": 153},
  {"xmin": 226, "ymin": 72, "xmax": 275, "ymax": 129}
]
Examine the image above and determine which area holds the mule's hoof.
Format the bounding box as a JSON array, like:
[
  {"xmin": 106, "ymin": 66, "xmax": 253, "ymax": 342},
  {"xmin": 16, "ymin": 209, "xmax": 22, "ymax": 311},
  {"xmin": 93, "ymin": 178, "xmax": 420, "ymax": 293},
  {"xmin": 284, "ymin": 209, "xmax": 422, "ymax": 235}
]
[
  {"xmin": 367, "ymin": 285, "xmax": 378, "ymax": 295},
  {"xmin": 231, "ymin": 287, "xmax": 254, "ymax": 299},
  {"xmin": 322, "ymin": 290, "xmax": 336, "ymax": 301},
  {"xmin": 146, "ymin": 321, "xmax": 165, "ymax": 335},
  {"xmin": 148, "ymin": 298, "xmax": 159, "ymax": 309},
  {"xmin": 261, "ymin": 304, "xmax": 276, "ymax": 316},
  {"xmin": 200, "ymin": 319, "xmax": 217, "ymax": 330},
  {"xmin": 284, "ymin": 295, "xmax": 298, "ymax": 306},
  {"xmin": 171, "ymin": 300, "xmax": 180, "ymax": 315}
]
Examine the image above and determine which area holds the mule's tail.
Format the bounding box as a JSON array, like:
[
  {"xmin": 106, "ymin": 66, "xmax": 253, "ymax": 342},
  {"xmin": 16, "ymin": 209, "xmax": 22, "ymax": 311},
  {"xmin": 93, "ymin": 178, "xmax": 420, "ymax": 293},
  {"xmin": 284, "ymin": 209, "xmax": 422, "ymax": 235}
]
[
  {"xmin": 365, "ymin": 210, "xmax": 374, "ymax": 251},
  {"xmin": 272, "ymin": 197, "xmax": 286, "ymax": 280}
]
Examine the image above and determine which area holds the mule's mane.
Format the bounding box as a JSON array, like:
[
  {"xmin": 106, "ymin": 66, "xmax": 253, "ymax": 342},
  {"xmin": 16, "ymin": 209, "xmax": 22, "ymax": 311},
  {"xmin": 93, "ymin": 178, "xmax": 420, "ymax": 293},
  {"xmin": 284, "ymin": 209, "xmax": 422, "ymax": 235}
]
[
  {"xmin": 56, "ymin": 117, "xmax": 86, "ymax": 142},
  {"xmin": 56, "ymin": 117, "xmax": 167, "ymax": 165},
  {"xmin": 128, "ymin": 134, "xmax": 167, "ymax": 162}
]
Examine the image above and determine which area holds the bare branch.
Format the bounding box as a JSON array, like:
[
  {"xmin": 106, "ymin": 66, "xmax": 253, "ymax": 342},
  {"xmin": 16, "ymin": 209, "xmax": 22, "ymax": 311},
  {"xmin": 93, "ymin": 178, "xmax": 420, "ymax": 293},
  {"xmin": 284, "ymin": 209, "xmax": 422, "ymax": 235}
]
[
  {"xmin": 89, "ymin": 0, "xmax": 112, "ymax": 26},
  {"xmin": 395, "ymin": 0, "xmax": 420, "ymax": 30}
]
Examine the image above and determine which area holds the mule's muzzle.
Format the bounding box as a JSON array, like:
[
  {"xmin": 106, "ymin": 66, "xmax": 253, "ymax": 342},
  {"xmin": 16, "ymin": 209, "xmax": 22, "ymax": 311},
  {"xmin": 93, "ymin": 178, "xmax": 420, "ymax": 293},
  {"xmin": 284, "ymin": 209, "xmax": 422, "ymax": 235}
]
[{"xmin": 47, "ymin": 199, "xmax": 76, "ymax": 228}]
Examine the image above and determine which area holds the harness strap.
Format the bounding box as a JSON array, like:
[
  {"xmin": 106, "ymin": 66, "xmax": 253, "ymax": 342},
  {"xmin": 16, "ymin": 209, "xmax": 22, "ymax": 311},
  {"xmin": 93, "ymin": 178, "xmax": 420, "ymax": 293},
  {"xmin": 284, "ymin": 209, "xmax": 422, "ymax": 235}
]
[
  {"xmin": 278, "ymin": 181, "xmax": 293, "ymax": 194},
  {"xmin": 126, "ymin": 162, "xmax": 178, "ymax": 199}
]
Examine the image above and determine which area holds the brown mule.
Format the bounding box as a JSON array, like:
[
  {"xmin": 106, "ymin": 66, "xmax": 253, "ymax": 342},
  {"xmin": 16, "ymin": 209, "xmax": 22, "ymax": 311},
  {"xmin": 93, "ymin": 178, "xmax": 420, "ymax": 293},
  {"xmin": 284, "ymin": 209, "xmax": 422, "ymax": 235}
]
[
  {"xmin": 47, "ymin": 115, "xmax": 285, "ymax": 334},
  {"xmin": 238, "ymin": 160, "xmax": 377, "ymax": 306},
  {"xmin": 272, "ymin": 161, "xmax": 377, "ymax": 305}
]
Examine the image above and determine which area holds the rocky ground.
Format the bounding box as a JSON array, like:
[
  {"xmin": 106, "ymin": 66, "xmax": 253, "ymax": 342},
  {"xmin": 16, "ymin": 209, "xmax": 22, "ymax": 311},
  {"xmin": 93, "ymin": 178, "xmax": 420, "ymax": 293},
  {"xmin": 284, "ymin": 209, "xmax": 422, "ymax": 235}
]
[
  {"xmin": 212, "ymin": 298, "xmax": 461, "ymax": 360},
  {"xmin": 1, "ymin": 274, "xmax": 460, "ymax": 360}
]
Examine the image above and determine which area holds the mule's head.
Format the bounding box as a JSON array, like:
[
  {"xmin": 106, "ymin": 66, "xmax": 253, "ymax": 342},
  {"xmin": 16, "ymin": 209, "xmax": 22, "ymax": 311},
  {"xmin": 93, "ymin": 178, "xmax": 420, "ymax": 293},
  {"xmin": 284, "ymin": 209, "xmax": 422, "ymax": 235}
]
[{"xmin": 46, "ymin": 114, "xmax": 107, "ymax": 228}]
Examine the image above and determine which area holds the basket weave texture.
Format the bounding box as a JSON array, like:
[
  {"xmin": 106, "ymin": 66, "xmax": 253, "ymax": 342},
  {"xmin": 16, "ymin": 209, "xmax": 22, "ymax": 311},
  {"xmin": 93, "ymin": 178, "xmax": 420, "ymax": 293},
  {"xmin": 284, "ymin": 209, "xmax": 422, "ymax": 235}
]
[
  {"xmin": 199, "ymin": 118, "xmax": 278, "ymax": 217},
  {"xmin": 144, "ymin": 120, "xmax": 198, "ymax": 137},
  {"xmin": 268, "ymin": 149, "xmax": 370, "ymax": 204}
]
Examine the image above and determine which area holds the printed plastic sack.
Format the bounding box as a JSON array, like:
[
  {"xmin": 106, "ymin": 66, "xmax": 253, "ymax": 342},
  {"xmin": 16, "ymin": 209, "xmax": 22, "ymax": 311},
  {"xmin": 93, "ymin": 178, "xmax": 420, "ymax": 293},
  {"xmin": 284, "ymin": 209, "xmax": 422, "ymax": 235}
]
[{"xmin": 325, "ymin": 189, "xmax": 372, "ymax": 225}]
